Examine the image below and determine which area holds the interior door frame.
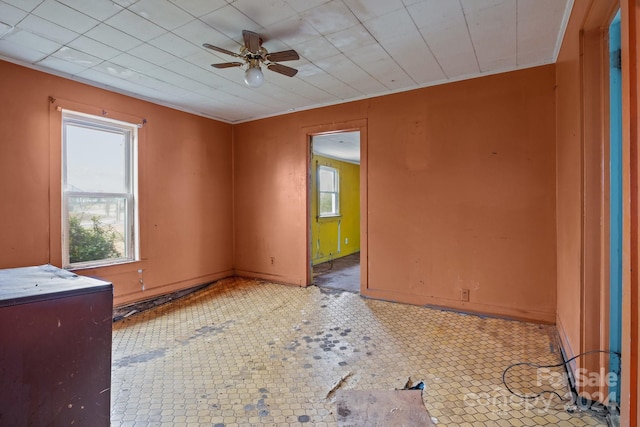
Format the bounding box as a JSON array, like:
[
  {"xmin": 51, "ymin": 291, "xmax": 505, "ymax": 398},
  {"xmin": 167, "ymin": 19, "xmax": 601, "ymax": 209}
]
[{"xmin": 302, "ymin": 119, "xmax": 368, "ymax": 291}]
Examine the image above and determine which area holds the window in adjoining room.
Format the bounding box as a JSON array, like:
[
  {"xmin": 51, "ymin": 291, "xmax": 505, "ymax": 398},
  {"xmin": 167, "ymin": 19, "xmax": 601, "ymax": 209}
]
[
  {"xmin": 318, "ymin": 165, "xmax": 339, "ymax": 217},
  {"xmin": 62, "ymin": 111, "xmax": 138, "ymax": 268}
]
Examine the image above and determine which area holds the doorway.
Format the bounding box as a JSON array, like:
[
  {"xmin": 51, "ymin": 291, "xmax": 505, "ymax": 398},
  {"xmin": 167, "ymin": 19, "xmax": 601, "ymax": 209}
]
[{"xmin": 310, "ymin": 131, "xmax": 361, "ymax": 293}]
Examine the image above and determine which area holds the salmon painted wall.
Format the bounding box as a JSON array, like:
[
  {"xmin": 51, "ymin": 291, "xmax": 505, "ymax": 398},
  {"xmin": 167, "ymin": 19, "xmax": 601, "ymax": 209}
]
[
  {"xmin": 311, "ymin": 155, "xmax": 360, "ymax": 265},
  {"xmin": 554, "ymin": 0, "xmax": 591, "ymax": 362},
  {"xmin": 234, "ymin": 65, "xmax": 557, "ymax": 322},
  {"xmin": 0, "ymin": 60, "xmax": 234, "ymax": 306}
]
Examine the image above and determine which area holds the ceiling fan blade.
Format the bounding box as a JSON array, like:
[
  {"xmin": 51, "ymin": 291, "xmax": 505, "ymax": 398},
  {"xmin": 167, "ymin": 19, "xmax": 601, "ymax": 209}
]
[
  {"xmin": 267, "ymin": 63, "xmax": 298, "ymax": 77},
  {"xmin": 212, "ymin": 62, "xmax": 244, "ymax": 69},
  {"xmin": 265, "ymin": 49, "xmax": 299, "ymax": 62},
  {"xmin": 242, "ymin": 30, "xmax": 261, "ymax": 54},
  {"xmin": 203, "ymin": 43, "xmax": 241, "ymax": 58}
]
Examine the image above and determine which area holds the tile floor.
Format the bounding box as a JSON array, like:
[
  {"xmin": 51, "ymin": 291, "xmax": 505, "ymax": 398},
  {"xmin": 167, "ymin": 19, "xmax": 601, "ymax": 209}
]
[{"xmin": 111, "ymin": 278, "xmax": 608, "ymax": 427}]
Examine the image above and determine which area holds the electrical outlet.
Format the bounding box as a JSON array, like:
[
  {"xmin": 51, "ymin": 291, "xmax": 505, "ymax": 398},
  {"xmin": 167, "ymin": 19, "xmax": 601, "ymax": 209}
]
[
  {"xmin": 460, "ymin": 288, "xmax": 470, "ymax": 302},
  {"xmin": 345, "ymin": 237, "xmax": 349, "ymax": 245},
  {"xmin": 270, "ymin": 257, "xmax": 275, "ymax": 265}
]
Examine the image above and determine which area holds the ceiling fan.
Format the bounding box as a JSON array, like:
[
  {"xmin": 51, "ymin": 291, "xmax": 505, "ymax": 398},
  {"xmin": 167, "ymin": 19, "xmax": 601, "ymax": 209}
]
[{"xmin": 203, "ymin": 30, "xmax": 300, "ymax": 88}]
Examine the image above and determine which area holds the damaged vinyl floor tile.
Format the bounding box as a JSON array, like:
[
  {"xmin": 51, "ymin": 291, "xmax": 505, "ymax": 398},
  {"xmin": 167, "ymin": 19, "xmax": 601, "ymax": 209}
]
[{"xmin": 111, "ymin": 277, "xmax": 608, "ymax": 427}]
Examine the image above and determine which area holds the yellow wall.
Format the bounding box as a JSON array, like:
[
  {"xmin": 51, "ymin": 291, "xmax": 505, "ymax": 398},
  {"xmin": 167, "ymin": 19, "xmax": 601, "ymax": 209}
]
[{"xmin": 311, "ymin": 155, "xmax": 360, "ymax": 265}]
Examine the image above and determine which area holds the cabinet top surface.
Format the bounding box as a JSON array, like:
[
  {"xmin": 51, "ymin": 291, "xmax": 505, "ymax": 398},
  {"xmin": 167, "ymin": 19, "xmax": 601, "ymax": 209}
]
[{"xmin": 0, "ymin": 264, "xmax": 112, "ymax": 307}]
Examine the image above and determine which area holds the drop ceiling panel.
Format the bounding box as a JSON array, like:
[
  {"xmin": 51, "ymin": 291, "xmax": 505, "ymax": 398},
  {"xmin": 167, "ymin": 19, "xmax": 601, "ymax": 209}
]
[
  {"xmin": 516, "ymin": 0, "xmax": 567, "ymax": 66},
  {"xmin": 56, "ymin": 0, "xmax": 123, "ymax": 21},
  {"xmin": 302, "ymin": 0, "xmax": 360, "ymax": 34},
  {"xmin": 32, "ymin": 0, "xmax": 99, "ymax": 34},
  {"xmin": 37, "ymin": 55, "xmax": 89, "ymax": 75},
  {"xmin": 1, "ymin": 0, "xmax": 43, "ymax": 13},
  {"xmin": 411, "ymin": 0, "xmax": 479, "ymax": 78},
  {"xmin": 0, "ymin": 0, "xmax": 573, "ymax": 123},
  {"xmin": 232, "ymin": 0, "xmax": 298, "ymax": 28},
  {"xmin": 68, "ymin": 36, "xmax": 121, "ymax": 60},
  {"xmin": 106, "ymin": 9, "xmax": 165, "ymax": 42},
  {"xmin": 167, "ymin": 0, "xmax": 227, "ymax": 18},
  {"xmin": 0, "ymin": 38, "xmax": 48, "ymax": 63},
  {"xmin": 200, "ymin": 5, "xmax": 261, "ymax": 40},
  {"xmin": 18, "ymin": 14, "xmax": 78, "ymax": 44},
  {"xmin": 379, "ymin": 31, "xmax": 445, "ymax": 84},
  {"xmin": 0, "ymin": 2, "xmax": 28, "ymax": 26},
  {"xmin": 343, "ymin": 0, "xmax": 405, "ymax": 22},
  {"xmin": 462, "ymin": 0, "xmax": 517, "ymax": 71},
  {"xmin": 85, "ymin": 24, "xmax": 143, "ymax": 51}
]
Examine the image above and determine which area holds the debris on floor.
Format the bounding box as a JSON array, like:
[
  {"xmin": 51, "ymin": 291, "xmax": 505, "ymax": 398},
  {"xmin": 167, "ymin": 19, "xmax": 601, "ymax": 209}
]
[{"xmin": 335, "ymin": 389, "xmax": 435, "ymax": 426}]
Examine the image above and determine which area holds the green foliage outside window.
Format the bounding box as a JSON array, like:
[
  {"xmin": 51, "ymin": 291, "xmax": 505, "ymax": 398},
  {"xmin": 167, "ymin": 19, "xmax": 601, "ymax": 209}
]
[{"xmin": 69, "ymin": 215, "xmax": 122, "ymax": 263}]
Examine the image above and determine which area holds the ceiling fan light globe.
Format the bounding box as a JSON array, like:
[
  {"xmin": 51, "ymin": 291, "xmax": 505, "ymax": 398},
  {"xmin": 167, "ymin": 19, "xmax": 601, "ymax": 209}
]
[{"xmin": 244, "ymin": 67, "xmax": 264, "ymax": 88}]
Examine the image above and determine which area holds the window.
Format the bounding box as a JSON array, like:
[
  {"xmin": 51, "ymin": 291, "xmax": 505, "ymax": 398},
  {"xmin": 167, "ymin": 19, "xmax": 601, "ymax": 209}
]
[
  {"xmin": 318, "ymin": 165, "xmax": 339, "ymax": 217},
  {"xmin": 62, "ymin": 111, "xmax": 138, "ymax": 268}
]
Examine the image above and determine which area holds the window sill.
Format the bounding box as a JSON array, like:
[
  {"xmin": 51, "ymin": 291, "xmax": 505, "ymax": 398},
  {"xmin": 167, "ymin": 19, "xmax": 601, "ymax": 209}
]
[
  {"xmin": 68, "ymin": 259, "xmax": 148, "ymax": 275},
  {"xmin": 318, "ymin": 214, "xmax": 342, "ymax": 221}
]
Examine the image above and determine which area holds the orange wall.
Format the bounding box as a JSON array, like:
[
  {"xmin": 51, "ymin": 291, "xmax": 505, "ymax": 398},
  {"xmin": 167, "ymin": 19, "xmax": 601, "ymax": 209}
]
[
  {"xmin": 234, "ymin": 65, "xmax": 558, "ymax": 322},
  {"xmin": 0, "ymin": 60, "xmax": 234, "ymax": 306},
  {"xmin": 555, "ymin": 0, "xmax": 592, "ymax": 362}
]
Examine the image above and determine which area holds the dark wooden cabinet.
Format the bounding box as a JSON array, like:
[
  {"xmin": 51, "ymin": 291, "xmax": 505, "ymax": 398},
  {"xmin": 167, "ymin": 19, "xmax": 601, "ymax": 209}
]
[{"xmin": 0, "ymin": 265, "xmax": 112, "ymax": 426}]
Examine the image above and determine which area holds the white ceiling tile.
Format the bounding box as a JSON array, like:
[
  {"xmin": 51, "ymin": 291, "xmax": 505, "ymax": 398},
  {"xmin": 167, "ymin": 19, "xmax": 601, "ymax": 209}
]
[
  {"xmin": 18, "ymin": 14, "xmax": 78, "ymax": 44},
  {"xmin": 363, "ymin": 7, "xmax": 415, "ymax": 41},
  {"xmin": 0, "ymin": 2, "xmax": 28, "ymax": 26},
  {"xmin": 292, "ymin": 36, "xmax": 340, "ymax": 61},
  {"xmin": 411, "ymin": 0, "xmax": 479, "ymax": 78},
  {"xmin": 232, "ymin": 0, "xmax": 298, "ymax": 28},
  {"xmin": 303, "ymin": 0, "xmax": 359, "ymax": 35},
  {"xmin": 173, "ymin": 19, "xmax": 233, "ymax": 56},
  {"xmin": 167, "ymin": 0, "xmax": 227, "ymax": 18},
  {"xmin": 0, "ymin": 38, "xmax": 47, "ymax": 62},
  {"xmin": 32, "ymin": 0, "xmax": 99, "ymax": 34},
  {"xmin": 200, "ymin": 5, "xmax": 261, "ymax": 41},
  {"xmin": 68, "ymin": 35, "xmax": 121, "ymax": 60},
  {"xmin": 325, "ymin": 24, "xmax": 376, "ymax": 53},
  {"xmin": 298, "ymin": 71, "xmax": 361, "ymax": 99},
  {"xmin": 0, "ymin": 22, "xmax": 13, "ymax": 38},
  {"xmin": 347, "ymin": 43, "xmax": 413, "ymax": 89},
  {"xmin": 401, "ymin": 0, "xmax": 422, "ymax": 5},
  {"xmin": 52, "ymin": 46, "xmax": 102, "ymax": 67},
  {"xmin": 129, "ymin": 0, "xmax": 193, "ymax": 31},
  {"xmin": 127, "ymin": 44, "xmax": 177, "ymax": 66},
  {"xmin": 85, "ymin": 24, "xmax": 143, "ymax": 51},
  {"xmin": 148, "ymin": 32, "xmax": 201, "ymax": 58},
  {"xmin": 2, "ymin": 0, "xmax": 43, "ymax": 13},
  {"xmin": 315, "ymin": 53, "xmax": 385, "ymax": 94},
  {"xmin": 179, "ymin": 49, "xmax": 226, "ymax": 72},
  {"xmin": 517, "ymin": 0, "xmax": 568, "ymax": 66},
  {"xmin": 112, "ymin": 0, "xmax": 139, "ymax": 7},
  {"xmin": 343, "ymin": 0, "xmax": 404, "ymax": 22},
  {"xmin": 106, "ymin": 9, "xmax": 165, "ymax": 42},
  {"xmin": 37, "ymin": 55, "xmax": 89, "ymax": 75},
  {"xmin": 56, "ymin": 0, "xmax": 123, "ymax": 21},
  {"xmin": 379, "ymin": 31, "xmax": 445, "ymax": 84},
  {"xmin": 111, "ymin": 52, "xmax": 157, "ymax": 73},
  {"xmin": 4, "ymin": 28, "xmax": 61, "ymax": 54},
  {"xmin": 163, "ymin": 55, "xmax": 229, "ymax": 86},
  {"xmin": 461, "ymin": 0, "xmax": 516, "ymax": 71},
  {"xmin": 286, "ymin": 0, "xmax": 331, "ymax": 13},
  {"xmin": 263, "ymin": 16, "xmax": 320, "ymax": 46}
]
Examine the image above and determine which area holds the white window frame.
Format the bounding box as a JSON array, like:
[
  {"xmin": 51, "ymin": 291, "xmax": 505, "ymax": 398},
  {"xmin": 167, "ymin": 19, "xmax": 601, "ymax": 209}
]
[
  {"xmin": 318, "ymin": 165, "xmax": 340, "ymax": 217},
  {"xmin": 61, "ymin": 110, "xmax": 139, "ymax": 269}
]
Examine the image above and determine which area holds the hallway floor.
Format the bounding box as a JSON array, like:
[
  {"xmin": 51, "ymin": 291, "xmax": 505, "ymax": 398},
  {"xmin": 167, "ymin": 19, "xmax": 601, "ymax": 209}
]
[
  {"xmin": 111, "ymin": 278, "xmax": 607, "ymax": 426},
  {"xmin": 313, "ymin": 252, "xmax": 360, "ymax": 293}
]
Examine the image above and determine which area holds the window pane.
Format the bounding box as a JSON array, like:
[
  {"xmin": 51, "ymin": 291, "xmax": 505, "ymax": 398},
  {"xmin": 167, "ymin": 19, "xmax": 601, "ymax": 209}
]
[
  {"xmin": 319, "ymin": 168, "xmax": 335, "ymax": 192},
  {"xmin": 319, "ymin": 192, "xmax": 335, "ymax": 215},
  {"xmin": 67, "ymin": 196, "xmax": 128, "ymax": 264},
  {"xmin": 65, "ymin": 124, "xmax": 127, "ymax": 193}
]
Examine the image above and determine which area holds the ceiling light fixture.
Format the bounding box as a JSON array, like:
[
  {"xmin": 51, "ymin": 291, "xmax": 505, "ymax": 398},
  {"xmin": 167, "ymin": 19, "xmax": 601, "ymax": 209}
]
[{"xmin": 244, "ymin": 60, "xmax": 264, "ymax": 88}]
